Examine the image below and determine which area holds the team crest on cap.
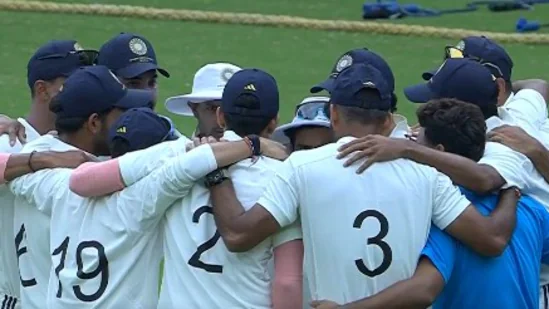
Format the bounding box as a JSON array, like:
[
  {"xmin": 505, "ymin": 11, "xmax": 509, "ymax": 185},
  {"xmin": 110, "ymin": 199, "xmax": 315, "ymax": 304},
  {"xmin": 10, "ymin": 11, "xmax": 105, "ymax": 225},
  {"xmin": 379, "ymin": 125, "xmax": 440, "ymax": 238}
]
[
  {"xmin": 129, "ymin": 38, "xmax": 148, "ymax": 56},
  {"xmin": 220, "ymin": 68, "xmax": 236, "ymax": 82},
  {"xmin": 73, "ymin": 42, "xmax": 83, "ymax": 51},
  {"xmin": 336, "ymin": 54, "xmax": 353, "ymax": 72}
]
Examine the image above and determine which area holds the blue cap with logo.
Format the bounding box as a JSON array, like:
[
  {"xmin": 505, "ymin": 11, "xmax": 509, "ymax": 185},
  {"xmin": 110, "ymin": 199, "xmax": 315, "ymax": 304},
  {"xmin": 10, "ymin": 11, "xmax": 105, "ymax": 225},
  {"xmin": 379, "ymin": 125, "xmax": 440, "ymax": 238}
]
[
  {"xmin": 422, "ymin": 36, "xmax": 513, "ymax": 81},
  {"xmin": 52, "ymin": 65, "xmax": 155, "ymax": 119},
  {"xmin": 109, "ymin": 107, "xmax": 177, "ymax": 152},
  {"xmin": 405, "ymin": 58, "xmax": 498, "ymax": 108},
  {"xmin": 330, "ymin": 63, "xmax": 392, "ymax": 111},
  {"xmin": 27, "ymin": 40, "xmax": 98, "ymax": 89},
  {"xmin": 311, "ymin": 48, "xmax": 395, "ymax": 95},
  {"xmin": 98, "ymin": 33, "xmax": 169, "ymax": 79},
  {"xmin": 221, "ymin": 68, "xmax": 279, "ymax": 119}
]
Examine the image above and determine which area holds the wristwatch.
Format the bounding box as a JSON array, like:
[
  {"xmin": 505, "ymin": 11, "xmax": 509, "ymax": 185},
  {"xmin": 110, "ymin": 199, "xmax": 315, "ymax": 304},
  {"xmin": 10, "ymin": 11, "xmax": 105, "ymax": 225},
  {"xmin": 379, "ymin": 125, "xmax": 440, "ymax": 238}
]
[{"xmin": 204, "ymin": 168, "xmax": 229, "ymax": 188}]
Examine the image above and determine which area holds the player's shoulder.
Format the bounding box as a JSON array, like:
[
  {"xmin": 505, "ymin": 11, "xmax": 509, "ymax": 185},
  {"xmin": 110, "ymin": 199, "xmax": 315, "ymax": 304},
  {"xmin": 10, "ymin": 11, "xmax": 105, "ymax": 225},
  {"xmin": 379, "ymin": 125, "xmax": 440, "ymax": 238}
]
[{"xmin": 19, "ymin": 135, "xmax": 60, "ymax": 153}]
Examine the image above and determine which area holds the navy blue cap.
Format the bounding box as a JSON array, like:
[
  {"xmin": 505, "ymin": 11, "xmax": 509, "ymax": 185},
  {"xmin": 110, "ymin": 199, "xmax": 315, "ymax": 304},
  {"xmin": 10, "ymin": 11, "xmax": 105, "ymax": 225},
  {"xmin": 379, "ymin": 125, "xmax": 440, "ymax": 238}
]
[
  {"xmin": 98, "ymin": 33, "xmax": 169, "ymax": 79},
  {"xmin": 405, "ymin": 58, "xmax": 498, "ymax": 108},
  {"xmin": 221, "ymin": 68, "xmax": 279, "ymax": 119},
  {"xmin": 422, "ymin": 36, "xmax": 513, "ymax": 81},
  {"xmin": 311, "ymin": 48, "xmax": 395, "ymax": 94},
  {"xmin": 27, "ymin": 40, "xmax": 96, "ymax": 89},
  {"xmin": 330, "ymin": 63, "xmax": 392, "ymax": 111},
  {"xmin": 109, "ymin": 107, "xmax": 177, "ymax": 152},
  {"xmin": 53, "ymin": 65, "xmax": 155, "ymax": 119}
]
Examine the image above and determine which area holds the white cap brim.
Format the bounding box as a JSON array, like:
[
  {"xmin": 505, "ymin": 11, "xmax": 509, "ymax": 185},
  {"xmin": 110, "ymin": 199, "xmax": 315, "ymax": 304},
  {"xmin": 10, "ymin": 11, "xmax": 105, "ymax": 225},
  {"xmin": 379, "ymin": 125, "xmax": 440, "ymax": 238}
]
[
  {"xmin": 271, "ymin": 119, "xmax": 331, "ymax": 145},
  {"xmin": 164, "ymin": 90, "xmax": 223, "ymax": 116}
]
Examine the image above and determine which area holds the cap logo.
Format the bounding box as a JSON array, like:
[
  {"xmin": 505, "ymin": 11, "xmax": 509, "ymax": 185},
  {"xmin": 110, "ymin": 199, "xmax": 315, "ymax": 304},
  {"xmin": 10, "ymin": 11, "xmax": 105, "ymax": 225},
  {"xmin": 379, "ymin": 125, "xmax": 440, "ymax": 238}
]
[
  {"xmin": 73, "ymin": 42, "xmax": 83, "ymax": 51},
  {"xmin": 58, "ymin": 84, "xmax": 63, "ymax": 92},
  {"xmin": 455, "ymin": 40, "xmax": 465, "ymax": 51},
  {"xmin": 363, "ymin": 81, "xmax": 376, "ymax": 88},
  {"xmin": 220, "ymin": 68, "xmax": 236, "ymax": 83},
  {"xmin": 129, "ymin": 38, "xmax": 148, "ymax": 56},
  {"xmin": 108, "ymin": 70, "xmax": 126, "ymax": 89},
  {"xmin": 336, "ymin": 54, "xmax": 353, "ymax": 72},
  {"xmin": 244, "ymin": 84, "xmax": 256, "ymax": 91},
  {"xmin": 116, "ymin": 126, "xmax": 127, "ymax": 134}
]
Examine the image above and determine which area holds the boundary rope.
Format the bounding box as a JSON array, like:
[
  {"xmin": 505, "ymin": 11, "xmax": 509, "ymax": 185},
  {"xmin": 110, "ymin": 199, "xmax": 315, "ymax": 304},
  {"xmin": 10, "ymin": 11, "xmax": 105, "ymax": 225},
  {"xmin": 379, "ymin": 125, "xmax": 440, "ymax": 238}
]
[{"xmin": 1, "ymin": 0, "xmax": 549, "ymax": 44}]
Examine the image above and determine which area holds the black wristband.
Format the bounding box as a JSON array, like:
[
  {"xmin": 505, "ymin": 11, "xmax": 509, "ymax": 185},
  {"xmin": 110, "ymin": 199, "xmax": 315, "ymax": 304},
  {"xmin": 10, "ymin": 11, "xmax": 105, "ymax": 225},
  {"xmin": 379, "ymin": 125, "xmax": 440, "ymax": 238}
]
[
  {"xmin": 246, "ymin": 134, "xmax": 261, "ymax": 156},
  {"xmin": 28, "ymin": 151, "xmax": 37, "ymax": 172},
  {"xmin": 204, "ymin": 169, "xmax": 229, "ymax": 188}
]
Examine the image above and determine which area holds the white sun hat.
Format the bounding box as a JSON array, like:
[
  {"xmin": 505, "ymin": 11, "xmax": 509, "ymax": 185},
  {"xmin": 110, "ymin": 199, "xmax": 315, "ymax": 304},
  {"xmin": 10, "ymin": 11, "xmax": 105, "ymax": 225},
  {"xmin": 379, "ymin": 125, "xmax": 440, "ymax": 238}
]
[
  {"xmin": 271, "ymin": 96, "xmax": 331, "ymax": 145},
  {"xmin": 165, "ymin": 62, "xmax": 242, "ymax": 116}
]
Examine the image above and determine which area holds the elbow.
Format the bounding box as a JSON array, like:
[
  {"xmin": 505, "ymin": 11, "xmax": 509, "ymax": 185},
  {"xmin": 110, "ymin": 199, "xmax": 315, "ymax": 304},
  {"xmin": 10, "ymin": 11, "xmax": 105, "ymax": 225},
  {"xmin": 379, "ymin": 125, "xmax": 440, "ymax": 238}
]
[
  {"xmin": 69, "ymin": 174, "xmax": 92, "ymax": 197},
  {"xmin": 478, "ymin": 237, "xmax": 508, "ymax": 257},
  {"xmin": 222, "ymin": 233, "xmax": 253, "ymax": 253},
  {"xmin": 469, "ymin": 174, "xmax": 501, "ymax": 195}
]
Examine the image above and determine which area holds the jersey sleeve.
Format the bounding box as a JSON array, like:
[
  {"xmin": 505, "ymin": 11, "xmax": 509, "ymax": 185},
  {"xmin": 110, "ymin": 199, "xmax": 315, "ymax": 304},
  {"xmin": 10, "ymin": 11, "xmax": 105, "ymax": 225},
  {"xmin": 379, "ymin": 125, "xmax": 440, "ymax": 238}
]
[
  {"xmin": 478, "ymin": 142, "xmax": 530, "ymax": 190},
  {"xmin": 118, "ymin": 139, "xmax": 187, "ymax": 186},
  {"xmin": 504, "ymin": 89, "xmax": 548, "ymax": 130},
  {"xmin": 420, "ymin": 226, "xmax": 457, "ymax": 283},
  {"xmin": 8, "ymin": 168, "xmax": 72, "ymax": 216},
  {"xmin": 256, "ymin": 159, "xmax": 300, "ymax": 228},
  {"xmin": 116, "ymin": 144, "xmax": 218, "ymax": 228},
  {"xmin": 432, "ymin": 172, "xmax": 471, "ymax": 230},
  {"xmin": 272, "ymin": 219, "xmax": 303, "ymax": 248}
]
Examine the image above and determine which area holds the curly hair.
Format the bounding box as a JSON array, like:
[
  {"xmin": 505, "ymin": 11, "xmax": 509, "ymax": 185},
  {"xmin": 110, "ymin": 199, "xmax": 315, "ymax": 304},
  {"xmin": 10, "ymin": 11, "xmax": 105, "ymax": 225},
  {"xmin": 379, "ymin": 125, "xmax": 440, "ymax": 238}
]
[{"xmin": 417, "ymin": 98, "xmax": 487, "ymax": 162}]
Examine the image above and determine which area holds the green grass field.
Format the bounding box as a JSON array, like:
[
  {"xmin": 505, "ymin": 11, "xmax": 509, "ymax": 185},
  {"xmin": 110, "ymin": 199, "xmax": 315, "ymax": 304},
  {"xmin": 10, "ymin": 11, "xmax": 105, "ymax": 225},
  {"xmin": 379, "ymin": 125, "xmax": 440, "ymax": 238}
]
[{"xmin": 1, "ymin": 0, "xmax": 549, "ymax": 135}]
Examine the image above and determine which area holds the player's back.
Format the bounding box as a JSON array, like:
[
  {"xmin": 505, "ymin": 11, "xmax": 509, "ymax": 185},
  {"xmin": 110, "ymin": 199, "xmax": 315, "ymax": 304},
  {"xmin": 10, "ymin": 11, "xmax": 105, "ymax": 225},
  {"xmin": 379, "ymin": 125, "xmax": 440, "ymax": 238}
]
[
  {"xmin": 46, "ymin": 190, "xmax": 163, "ymax": 309},
  {"xmin": 290, "ymin": 137, "xmax": 467, "ymax": 304},
  {"xmin": 159, "ymin": 154, "xmax": 291, "ymax": 309},
  {"xmin": 432, "ymin": 190, "xmax": 549, "ymax": 309}
]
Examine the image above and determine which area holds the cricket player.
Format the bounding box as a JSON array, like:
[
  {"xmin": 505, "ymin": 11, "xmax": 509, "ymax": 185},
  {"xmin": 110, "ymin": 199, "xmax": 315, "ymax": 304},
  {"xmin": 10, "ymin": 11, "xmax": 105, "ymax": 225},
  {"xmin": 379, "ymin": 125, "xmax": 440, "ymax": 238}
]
[
  {"xmin": 313, "ymin": 99, "xmax": 547, "ymax": 309},
  {"xmin": 165, "ymin": 62, "xmax": 242, "ymax": 139},
  {"xmin": 68, "ymin": 68, "xmax": 303, "ymax": 309},
  {"xmin": 8, "ymin": 65, "xmax": 277, "ymax": 308},
  {"xmin": 271, "ymin": 96, "xmax": 333, "ymax": 152},
  {"xmin": 1, "ymin": 40, "xmax": 97, "ymax": 309},
  {"xmin": 204, "ymin": 63, "xmax": 519, "ymax": 305}
]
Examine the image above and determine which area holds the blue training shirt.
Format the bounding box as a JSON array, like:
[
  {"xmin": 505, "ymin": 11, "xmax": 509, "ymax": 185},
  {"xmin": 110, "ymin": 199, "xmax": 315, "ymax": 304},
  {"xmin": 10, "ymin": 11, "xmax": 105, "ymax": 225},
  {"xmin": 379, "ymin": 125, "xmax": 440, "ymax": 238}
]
[{"xmin": 422, "ymin": 189, "xmax": 549, "ymax": 309}]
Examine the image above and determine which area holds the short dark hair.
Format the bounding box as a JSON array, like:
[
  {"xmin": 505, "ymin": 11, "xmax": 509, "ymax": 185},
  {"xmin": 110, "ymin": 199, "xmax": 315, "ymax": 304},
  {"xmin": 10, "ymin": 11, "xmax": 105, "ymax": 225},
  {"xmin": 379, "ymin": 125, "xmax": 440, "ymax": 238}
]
[
  {"xmin": 334, "ymin": 88, "xmax": 391, "ymax": 126},
  {"xmin": 223, "ymin": 94, "xmax": 274, "ymax": 136},
  {"xmin": 50, "ymin": 95, "xmax": 112, "ymax": 134},
  {"xmin": 417, "ymin": 98, "xmax": 486, "ymax": 162},
  {"xmin": 110, "ymin": 137, "xmax": 131, "ymax": 158}
]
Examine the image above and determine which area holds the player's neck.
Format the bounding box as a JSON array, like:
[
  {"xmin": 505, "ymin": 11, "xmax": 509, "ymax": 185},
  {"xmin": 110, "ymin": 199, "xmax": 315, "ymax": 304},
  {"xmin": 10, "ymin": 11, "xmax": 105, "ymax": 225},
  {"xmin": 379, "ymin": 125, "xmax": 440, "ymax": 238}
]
[
  {"xmin": 58, "ymin": 132, "xmax": 96, "ymax": 155},
  {"xmin": 337, "ymin": 120, "xmax": 395, "ymax": 139},
  {"xmin": 26, "ymin": 102, "xmax": 55, "ymax": 135}
]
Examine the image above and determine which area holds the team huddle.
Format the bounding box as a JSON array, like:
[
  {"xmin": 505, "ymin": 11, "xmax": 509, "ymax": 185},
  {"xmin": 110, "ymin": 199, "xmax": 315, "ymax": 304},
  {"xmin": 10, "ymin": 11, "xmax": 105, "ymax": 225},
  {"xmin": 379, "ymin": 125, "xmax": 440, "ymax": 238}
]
[{"xmin": 0, "ymin": 31, "xmax": 548, "ymax": 309}]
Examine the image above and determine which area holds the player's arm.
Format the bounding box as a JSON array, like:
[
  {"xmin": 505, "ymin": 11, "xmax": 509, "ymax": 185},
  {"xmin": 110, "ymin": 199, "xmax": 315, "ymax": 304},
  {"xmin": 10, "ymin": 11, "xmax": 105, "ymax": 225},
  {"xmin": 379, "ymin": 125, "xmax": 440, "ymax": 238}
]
[
  {"xmin": 312, "ymin": 258, "xmax": 444, "ymax": 309},
  {"xmin": 338, "ymin": 136, "xmax": 511, "ymax": 195},
  {"xmin": 272, "ymin": 222, "xmax": 304, "ymax": 309},
  {"xmin": 69, "ymin": 138, "xmax": 188, "ymax": 197},
  {"xmin": 434, "ymin": 172, "xmax": 521, "ymax": 256},
  {"xmin": 488, "ymin": 125, "xmax": 549, "ymax": 184},
  {"xmin": 1, "ymin": 151, "xmax": 92, "ymax": 184},
  {"xmin": 209, "ymin": 159, "xmax": 299, "ymax": 252}
]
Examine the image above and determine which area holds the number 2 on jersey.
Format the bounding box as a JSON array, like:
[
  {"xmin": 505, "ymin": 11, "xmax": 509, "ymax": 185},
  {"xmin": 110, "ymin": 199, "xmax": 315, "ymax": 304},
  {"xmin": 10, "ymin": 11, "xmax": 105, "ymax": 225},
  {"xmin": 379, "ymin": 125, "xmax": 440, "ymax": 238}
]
[
  {"xmin": 52, "ymin": 237, "xmax": 109, "ymax": 302},
  {"xmin": 188, "ymin": 206, "xmax": 223, "ymax": 273},
  {"xmin": 353, "ymin": 210, "xmax": 392, "ymax": 277}
]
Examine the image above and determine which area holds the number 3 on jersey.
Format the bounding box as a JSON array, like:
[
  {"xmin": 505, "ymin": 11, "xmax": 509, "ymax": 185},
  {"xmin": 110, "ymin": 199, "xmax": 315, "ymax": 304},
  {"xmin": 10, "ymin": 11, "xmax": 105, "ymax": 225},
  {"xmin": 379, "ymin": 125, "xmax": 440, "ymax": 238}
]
[
  {"xmin": 188, "ymin": 206, "xmax": 223, "ymax": 273},
  {"xmin": 52, "ymin": 237, "xmax": 109, "ymax": 302},
  {"xmin": 353, "ymin": 210, "xmax": 392, "ymax": 277}
]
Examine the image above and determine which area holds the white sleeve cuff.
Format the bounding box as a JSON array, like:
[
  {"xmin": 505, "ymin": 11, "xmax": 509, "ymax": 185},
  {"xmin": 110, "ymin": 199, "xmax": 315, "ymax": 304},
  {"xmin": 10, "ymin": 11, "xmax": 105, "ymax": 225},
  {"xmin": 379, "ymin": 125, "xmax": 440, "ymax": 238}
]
[
  {"xmin": 175, "ymin": 144, "xmax": 218, "ymax": 183},
  {"xmin": 436, "ymin": 198, "xmax": 470, "ymax": 230},
  {"xmin": 257, "ymin": 195, "xmax": 292, "ymax": 228}
]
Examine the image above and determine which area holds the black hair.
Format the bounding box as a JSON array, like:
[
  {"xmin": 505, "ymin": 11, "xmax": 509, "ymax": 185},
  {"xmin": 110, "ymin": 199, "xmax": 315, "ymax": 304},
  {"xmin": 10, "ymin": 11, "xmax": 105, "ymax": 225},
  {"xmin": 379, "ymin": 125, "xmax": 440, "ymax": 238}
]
[
  {"xmin": 50, "ymin": 95, "xmax": 112, "ymax": 134},
  {"xmin": 417, "ymin": 98, "xmax": 486, "ymax": 162},
  {"xmin": 109, "ymin": 137, "xmax": 131, "ymax": 158},
  {"xmin": 334, "ymin": 88, "xmax": 391, "ymax": 126},
  {"xmin": 223, "ymin": 94, "xmax": 274, "ymax": 136}
]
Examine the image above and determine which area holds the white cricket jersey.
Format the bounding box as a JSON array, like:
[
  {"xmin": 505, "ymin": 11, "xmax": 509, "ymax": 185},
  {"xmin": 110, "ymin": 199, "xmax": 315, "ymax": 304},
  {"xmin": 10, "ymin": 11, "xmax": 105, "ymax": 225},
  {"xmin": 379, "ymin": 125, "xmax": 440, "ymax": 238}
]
[
  {"xmin": 256, "ymin": 119, "xmax": 471, "ymax": 304},
  {"xmin": 157, "ymin": 131, "xmax": 302, "ymax": 309},
  {"xmin": 492, "ymin": 90, "xmax": 549, "ymax": 291},
  {"xmin": 0, "ymin": 118, "xmax": 39, "ymax": 307},
  {"xmin": 9, "ymin": 136, "xmax": 216, "ymax": 309}
]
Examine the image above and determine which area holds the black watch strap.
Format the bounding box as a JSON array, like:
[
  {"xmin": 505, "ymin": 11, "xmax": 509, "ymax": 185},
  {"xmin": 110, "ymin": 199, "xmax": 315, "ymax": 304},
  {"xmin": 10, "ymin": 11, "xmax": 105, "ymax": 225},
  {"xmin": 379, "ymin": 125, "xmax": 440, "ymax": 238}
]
[{"xmin": 204, "ymin": 168, "xmax": 229, "ymax": 188}]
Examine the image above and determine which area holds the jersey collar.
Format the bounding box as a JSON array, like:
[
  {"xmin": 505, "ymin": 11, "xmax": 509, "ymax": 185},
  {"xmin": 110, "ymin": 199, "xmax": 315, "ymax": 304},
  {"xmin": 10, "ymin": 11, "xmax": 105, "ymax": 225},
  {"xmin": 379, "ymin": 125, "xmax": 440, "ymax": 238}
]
[{"xmin": 17, "ymin": 118, "xmax": 41, "ymax": 143}]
